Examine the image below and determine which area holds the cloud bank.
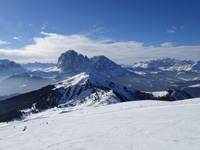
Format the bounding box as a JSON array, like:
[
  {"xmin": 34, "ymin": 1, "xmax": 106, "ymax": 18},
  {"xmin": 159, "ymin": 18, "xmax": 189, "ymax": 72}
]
[{"xmin": 0, "ymin": 32, "xmax": 199, "ymax": 64}]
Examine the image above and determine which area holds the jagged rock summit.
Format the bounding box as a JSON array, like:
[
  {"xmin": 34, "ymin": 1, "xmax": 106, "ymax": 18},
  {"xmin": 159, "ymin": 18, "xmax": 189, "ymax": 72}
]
[
  {"xmin": 57, "ymin": 50, "xmax": 90, "ymax": 73},
  {"xmin": 56, "ymin": 50, "xmax": 127, "ymax": 77}
]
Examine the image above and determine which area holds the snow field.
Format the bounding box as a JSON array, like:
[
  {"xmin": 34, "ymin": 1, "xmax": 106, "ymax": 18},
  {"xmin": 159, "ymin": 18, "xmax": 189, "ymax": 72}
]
[{"xmin": 0, "ymin": 98, "xmax": 200, "ymax": 150}]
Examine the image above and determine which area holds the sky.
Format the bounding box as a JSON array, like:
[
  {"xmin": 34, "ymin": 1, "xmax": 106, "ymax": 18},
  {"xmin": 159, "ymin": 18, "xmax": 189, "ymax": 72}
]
[{"xmin": 0, "ymin": 0, "xmax": 199, "ymax": 64}]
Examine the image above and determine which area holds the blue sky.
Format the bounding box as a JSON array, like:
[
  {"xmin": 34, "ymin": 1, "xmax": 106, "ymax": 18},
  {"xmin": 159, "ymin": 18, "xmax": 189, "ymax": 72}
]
[{"xmin": 0, "ymin": 0, "xmax": 199, "ymax": 64}]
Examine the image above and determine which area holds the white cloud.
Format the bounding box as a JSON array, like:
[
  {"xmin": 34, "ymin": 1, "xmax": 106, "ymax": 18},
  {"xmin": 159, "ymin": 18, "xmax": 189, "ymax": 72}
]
[
  {"xmin": 0, "ymin": 40, "xmax": 9, "ymax": 45},
  {"xmin": 0, "ymin": 32, "xmax": 199, "ymax": 64},
  {"xmin": 167, "ymin": 26, "xmax": 177, "ymax": 33},
  {"xmin": 161, "ymin": 42, "xmax": 173, "ymax": 47},
  {"xmin": 13, "ymin": 36, "xmax": 23, "ymax": 41},
  {"xmin": 167, "ymin": 25, "xmax": 185, "ymax": 33}
]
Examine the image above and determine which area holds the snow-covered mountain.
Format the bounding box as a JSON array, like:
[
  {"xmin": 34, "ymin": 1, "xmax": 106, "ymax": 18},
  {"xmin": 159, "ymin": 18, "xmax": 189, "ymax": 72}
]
[
  {"xmin": 120, "ymin": 58, "xmax": 200, "ymax": 92},
  {"xmin": 0, "ymin": 72, "xmax": 193, "ymax": 122},
  {"xmin": 1, "ymin": 52, "xmax": 199, "ymax": 97},
  {"xmin": 52, "ymin": 73, "xmax": 150, "ymax": 105},
  {"xmin": 0, "ymin": 59, "xmax": 26, "ymax": 80},
  {"xmin": 55, "ymin": 50, "xmax": 145, "ymax": 91},
  {"xmin": 130, "ymin": 58, "xmax": 195, "ymax": 71},
  {"xmin": 0, "ymin": 73, "xmax": 152, "ymax": 120},
  {"xmin": 0, "ymin": 59, "xmax": 23, "ymax": 70},
  {"xmin": 0, "ymin": 60, "xmax": 58, "ymax": 96}
]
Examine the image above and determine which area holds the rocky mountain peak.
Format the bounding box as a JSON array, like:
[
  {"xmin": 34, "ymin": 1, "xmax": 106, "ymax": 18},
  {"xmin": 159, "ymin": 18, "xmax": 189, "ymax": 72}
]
[
  {"xmin": 56, "ymin": 50, "xmax": 127, "ymax": 76},
  {"xmin": 56, "ymin": 50, "xmax": 90, "ymax": 73}
]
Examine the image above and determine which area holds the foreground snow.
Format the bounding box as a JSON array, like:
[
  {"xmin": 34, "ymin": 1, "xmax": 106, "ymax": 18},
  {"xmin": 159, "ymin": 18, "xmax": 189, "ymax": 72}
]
[{"xmin": 0, "ymin": 98, "xmax": 200, "ymax": 150}]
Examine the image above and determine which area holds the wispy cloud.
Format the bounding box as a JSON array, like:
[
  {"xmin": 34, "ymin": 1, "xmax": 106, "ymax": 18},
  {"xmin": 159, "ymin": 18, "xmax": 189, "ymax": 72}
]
[
  {"xmin": 41, "ymin": 21, "xmax": 48, "ymax": 30},
  {"xmin": 13, "ymin": 36, "xmax": 23, "ymax": 41},
  {"xmin": 161, "ymin": 42, "xmax": 173, "ymax": 47},
  {"xmin": 167, "ymin": 26, "xmax": 177, "ymax": 33},
  {"xmin": 167, "ymin": 25, "xmax": 185, "ymax": 33},
  {"xmin": 0, "ymin": 40, "xmax": 9, "ymax": 45},
  {"xmin": 29, "ymin": 24, "xmax": 33, "ymax": 27},
  {"xmin": 0, "ymin": 32, "xmax": 199, "ymax": 64},
  {"xmin": 85, "ymin": 27, "xmax": 105, "ymax": 35}
]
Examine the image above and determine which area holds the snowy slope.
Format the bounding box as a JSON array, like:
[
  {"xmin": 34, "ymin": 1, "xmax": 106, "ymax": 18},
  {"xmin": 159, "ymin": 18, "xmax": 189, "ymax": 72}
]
[
  {"xmin": 0, "ymin": 98, "xmax": 200, "ymax": 150},
  {"xmin": 53, "ymin": 73, "xmax": 150, "ymax": 104},
  {"xmin": 32, "ymin": 72, "xmax": 152, "ymax": 109}
]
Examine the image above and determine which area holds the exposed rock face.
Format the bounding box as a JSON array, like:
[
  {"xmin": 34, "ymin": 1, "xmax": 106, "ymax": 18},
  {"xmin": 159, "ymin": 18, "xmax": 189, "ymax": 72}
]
[
  {"xmin": 56, "ymin": 50, "xmax": 127, "ymax": 77},
  {"xmin": 91, "ymin": 55, "xmax": 125, "ymax": 76},
  {"xmin": 56, "ymin": 50, "xmax": 90, "ymax": 73}
]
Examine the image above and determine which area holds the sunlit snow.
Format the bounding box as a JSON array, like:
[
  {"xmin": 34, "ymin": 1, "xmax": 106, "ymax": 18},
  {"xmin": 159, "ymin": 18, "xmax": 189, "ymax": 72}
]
[{"xmin": 0, "ymin": 98, "xmax": 200, "ymax": 150}]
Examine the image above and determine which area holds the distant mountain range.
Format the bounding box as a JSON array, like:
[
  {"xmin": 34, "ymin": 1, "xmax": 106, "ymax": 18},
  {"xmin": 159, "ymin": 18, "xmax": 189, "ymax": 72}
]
[
  {"xmin": 0, "ymin": 50, "xmax": 197, "ymax": 122},
  {"xmin": 0, "ymin": 59, "xmax": 23, "ymax": 70},
  {"xmin": 127, "ymin": 58, "xmax": 200, "ymax": 72},
  {"xmin": 0, "ymin": 50, "xmax": 199, "ymax": 98},
  {"xmin": 0, "ymin": 59, "xmax": 26, "ymax": 81}
]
